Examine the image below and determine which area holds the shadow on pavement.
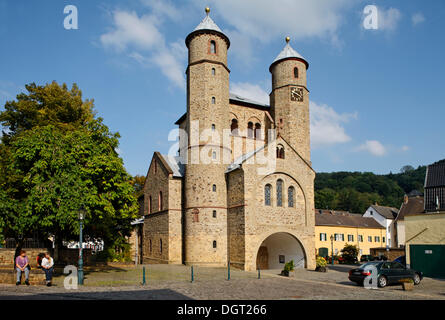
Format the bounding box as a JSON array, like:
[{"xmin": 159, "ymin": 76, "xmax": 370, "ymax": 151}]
[{"xmin": 0, "ymin": 288, "xmax": 193, "ymax": 300}]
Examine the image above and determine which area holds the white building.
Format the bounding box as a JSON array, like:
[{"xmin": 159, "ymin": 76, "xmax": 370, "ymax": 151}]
[{"xmin": 363, "ymin": 205, "xmax": 398, "ymax": 248}]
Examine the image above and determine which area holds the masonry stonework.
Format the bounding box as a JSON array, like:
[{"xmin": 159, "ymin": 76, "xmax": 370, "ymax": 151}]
[{"xmin": 142, "ymin": 9, "xmax": 316, "ymax": 271}]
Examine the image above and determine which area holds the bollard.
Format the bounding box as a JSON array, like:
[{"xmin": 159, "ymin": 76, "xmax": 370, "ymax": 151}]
[
  {"xmin": 258, "ymin": 268, "xmax": 261, "ymax": 279},
  {"xmin": 142, "ymin": 266, "xmax": 146, "ymax": 285},
  {"xmin": 191, "ymin": 266, "xmax": 194, "ymax": 283},
  {"xmin": 227, "ymin": 261, "xmax": 231, "ymax": 281}
]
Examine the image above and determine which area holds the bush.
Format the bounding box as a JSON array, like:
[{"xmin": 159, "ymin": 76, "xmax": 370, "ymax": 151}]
[
  {"xmin": 316, "ymin": 256, "xmax": 327, "ymax": 268},
  {"xmin": 283, "ymin": 260, "xmax": 295, "ymax": 272}
]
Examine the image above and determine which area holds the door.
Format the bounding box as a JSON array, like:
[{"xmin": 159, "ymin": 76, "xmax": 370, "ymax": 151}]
[
  {"xmin": 389, "ymin": 261, "xmax": 406, "ymax": 283},
  {"xmin": 318, "ymin": 247, "xmax": 329, "ymax": 258},
  {"xmin": 410, "ymin": 245, "xmax": 445, "ymax": 278},
  {"xmin": 256, "ymin": 246, "xmax": 268, "ymax": 270}
]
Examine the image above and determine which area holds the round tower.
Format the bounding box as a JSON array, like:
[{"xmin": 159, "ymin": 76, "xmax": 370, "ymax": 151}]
[
  {"xmin": 269, "ymin": 37, "xmax": 311, "ymax": 162},
  {"xmin": 183, "ymin": 8, "xmax": 230, "ymax": 266}
]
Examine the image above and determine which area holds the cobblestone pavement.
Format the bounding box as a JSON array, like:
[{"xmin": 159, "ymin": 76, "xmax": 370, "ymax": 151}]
[{"xmin": 0, "ymin": 265, "xmax": 444, "ymax": 300}]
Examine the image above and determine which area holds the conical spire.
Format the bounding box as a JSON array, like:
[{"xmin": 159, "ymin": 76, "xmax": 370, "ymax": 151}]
[
  {"xmin": 271, "ymin": 37, "xmax": 308, "ymax": 69},
  {"xmin": 193, "ymin": 7, "xmax": 222, "ymax": 33}
]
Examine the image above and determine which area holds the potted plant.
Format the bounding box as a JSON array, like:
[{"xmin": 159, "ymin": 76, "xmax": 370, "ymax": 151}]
[
  {"xmin": 281, "ymin": 260, "xmax": 295, "ymax": 277},
  {"xmin": 315, "ymin": 256, "xmax": 327, "ymax": 272},
  {"xmin": 399, "ymin": 278, "xmax": 414, "ymax": 291}
]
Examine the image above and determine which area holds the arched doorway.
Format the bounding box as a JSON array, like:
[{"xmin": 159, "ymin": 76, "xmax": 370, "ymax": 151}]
[{"xmin": 256, "ymin": 232, "xmax": 306, "ymax": 270}]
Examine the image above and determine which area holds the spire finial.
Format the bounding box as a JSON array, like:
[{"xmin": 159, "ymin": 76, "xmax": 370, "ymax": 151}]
[
  {"xmin": 285, "ymin": 36, "xmax": 290, "ymax": 44},
  {"xmin": 205, "ymin": 7, "xmax": 210, "ymax": 16}
]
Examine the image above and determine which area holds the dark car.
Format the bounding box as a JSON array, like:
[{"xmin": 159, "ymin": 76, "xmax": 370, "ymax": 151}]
[
  {"xmin": 360, "ymin": 255, "xmax": 375, "ymax": 262},
  {"xmin": 348, "ymin": 261, "xmax": 423, "ymax": 288},
  {"xmin": 374, "ymin": 255, "xmax": 388, "ymax": 261},
  {"xmin": 394, "ymin": 255, "xmax": 406, "ymax": 267}
]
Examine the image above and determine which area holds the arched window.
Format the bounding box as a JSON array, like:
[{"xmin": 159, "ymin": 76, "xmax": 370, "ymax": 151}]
[
  {"xmin": 160, "ymin": 239, "xmax": 163, "ymax": 253},
  {"xmin": 211, "ymin": 124, "xmax": 215, "ymax": 131},
  {"xmin": 255, "ymin": 123, "xmax": 261, "ymax": 139},
  {"xmin": 210, "ymin": 40, "xmax": 216, "ymax": 54},
  {"xmin": 277, "ymin": 179, "xmax": 283, "ymax": 207},
  {"xmin": 213, "ymin": 240, "xmax": 217, "ymax": 248},
  {"xmin": 212, "ymin": 151, "xmax": 216, "ymax": 160},
  {"xmin": 212, "ymin": 68, "xmax": 216, "ymax": 75},
  {"xmin": 158, "ymin": 191, "xmax": 163, "ymax": 211},
  {"xmin": 212, "ymin": 184, "xmax": 216, "ymax": 192},
  {"xmin": 288, "ymin": 186, "xmax": 295, "ymax": 207},
  {"xmin": 211, "ymin": 97, "xmax": 216, "ymax": 104},
  {"xmin": 230, "ymin": 119, "xmax": 239, "ymax": 135},
  {"xmin": 265, "ymin": 184, "xmax": 272, "ymax": 206},
  {"xmin": 277, "ymin": 145, "xmax": 285, "ymax": 159},
  {"xmin": 247, "ymin": 122, "xmax": 254, "ymax": 138},
  {"xmin": 148, "ymin": 195, "xmax": 152, "ymax": 214},
  {"xmin": 294, "ymin": 67, "xmax": 299, "ymax": 78}
]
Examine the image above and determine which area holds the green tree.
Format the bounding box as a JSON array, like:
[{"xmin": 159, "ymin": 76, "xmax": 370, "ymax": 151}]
[
  {"xmin": 341, "ymin": 244, "xmax": 359, "ymax": 263},
  {"xmin": 0, "ymin": 82, "xmax": 137, "ymax": 253}
]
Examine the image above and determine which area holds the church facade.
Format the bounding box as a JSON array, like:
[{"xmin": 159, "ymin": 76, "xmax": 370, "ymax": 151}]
[{"xmin": 140, "ymin": 8, "xmax": 316, "ymax": 271}]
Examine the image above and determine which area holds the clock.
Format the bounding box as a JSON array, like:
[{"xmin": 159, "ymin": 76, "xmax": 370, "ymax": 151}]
[{"xmin": 290, "ymin": 87, "xmax": 304, "ymax": 102}]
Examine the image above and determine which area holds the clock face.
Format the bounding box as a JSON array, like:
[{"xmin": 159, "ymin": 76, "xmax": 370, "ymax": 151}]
[{"xmin": 290, "ymin": 87, "xmax": 304, "ymax": 102}]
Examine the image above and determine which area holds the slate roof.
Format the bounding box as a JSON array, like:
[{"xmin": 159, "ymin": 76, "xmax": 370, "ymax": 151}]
[
  {"xmin": 315, "ymin": 212, "xmax": 385, "ymax": 229},
  {"xmin": 425, "ymin": 161, "xmax": 445, "ymax": 188},
  {"xmin": 270, "ymin": 40, "xmax": 309, "ymax": 70},
  {"xmin": 396, "ymin": 196, "xmax": 424, "ymax": 221},
  {"xmin": 160, "ymin": 154, "xmax": 184, "ymax": 178},
  {"xmin": 370, "ymin": 205, "xmax": 399, "ymax": 220},
  {"xmin": 175, "ymin": 92, "xmax": 269, "ymax": 125},
  {"xmin": 193, "ymin": 12, "xmax": 222, "ymax": 33}
]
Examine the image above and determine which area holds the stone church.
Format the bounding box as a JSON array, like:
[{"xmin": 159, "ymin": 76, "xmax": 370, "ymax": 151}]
[{"xmin": 140, "ymin": 8, "xmax": 316, "ymax": 271}]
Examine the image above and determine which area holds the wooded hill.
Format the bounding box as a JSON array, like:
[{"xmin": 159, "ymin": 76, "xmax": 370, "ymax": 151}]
[{"xmin": 314, "ymin": 164, "xmax": 430, "ymax": 214}]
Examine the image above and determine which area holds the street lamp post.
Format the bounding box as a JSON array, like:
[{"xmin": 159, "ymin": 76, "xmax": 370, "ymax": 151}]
[
  {"xmin": 78, "ymin": 206, "xmax": 85, "ymax": 285},
  {"xmin": 330, "ymin": 235, "xmax": 335, "ymax": 266}
]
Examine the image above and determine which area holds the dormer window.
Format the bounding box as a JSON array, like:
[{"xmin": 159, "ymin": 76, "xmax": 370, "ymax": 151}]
[{"xmin": 210, "ymin": 40, "xmax": 216, "ymax": 54}]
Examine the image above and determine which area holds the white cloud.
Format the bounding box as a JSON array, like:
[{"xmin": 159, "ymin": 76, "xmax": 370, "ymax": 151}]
[
  {"xmin": 100, "ymin": 7, "xmax": 186, "ymax": 89},
  {"xmin": 229, "ymin": 82, "xmax": 357, "ymax": 148},
  {"xmin": 310, "ymin": 101, "xmax": 357, "ymax": 148},
  {"xmin": 401, "ymin": 145, "xmax": 410, "ymax": 152},
  {"xmin": 412, "ymin": 12, "xmax": 425, "ymax": 26},
  {"xmin": 207, "ymin": 0, "xmax": 355, "ymax": 44},
  {"xmin": 357, "ymin": 140, "xmax": 387, "ymax": 157},
  {"xmin": 230, "ymin": 82, "xmax": 270, "ymax": 105},
  {"xmin": 377, "ymin": 7, "xmax": 402, "ymax": 31}
]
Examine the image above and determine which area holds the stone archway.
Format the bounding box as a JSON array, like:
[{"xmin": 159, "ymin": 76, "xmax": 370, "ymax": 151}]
[{"xmin": 255, "ymin": 232, "xmax": 306, "ymax": 270}]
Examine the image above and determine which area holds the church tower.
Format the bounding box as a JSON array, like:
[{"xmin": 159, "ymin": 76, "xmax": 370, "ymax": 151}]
[
  {"xmin": 183, "ymin": 8, "xmax": 230, "ymax": 266},
  {"xmin": 269, "ymin": 37, "xmax": 310, "ymax": 162}
]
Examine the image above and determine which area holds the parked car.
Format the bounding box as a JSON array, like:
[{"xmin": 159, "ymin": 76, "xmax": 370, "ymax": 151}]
[
  {"xmin": 394, "ymin": 255, "xmax": 406, "ymax": 267},
  {"xmin": 348, "ymin": 261, "xmax": 423, "ymax": 288},
  {"xmin": 374, "ymin": 255, "xmax": 388, "ymax": 261},
  {"xmin": 360, "ymin": 255, "xmax": 375, "ymax": 262}
]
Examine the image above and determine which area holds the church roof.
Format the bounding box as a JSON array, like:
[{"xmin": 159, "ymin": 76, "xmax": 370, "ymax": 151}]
[
  {"xmin": 270, "ymin": 38, "xmax": 309, "ymax": 70},
  {"xmin": 186, "ymin": 8, "xmax": 230, "ymax": 48},
  {"xmin": 175, "ymin": 92, "xmax": 269, "ymax": 125},
  {"xmin": 193, "ymin": 12, "xmax": 222, "ymax": 33},
  {"xmin": 229, "ymin": 93, "xmax": 269, "ymax": 108},
  {"xmin": 160, "ymin": 154, "xmax": 184, "ymax": 178}
]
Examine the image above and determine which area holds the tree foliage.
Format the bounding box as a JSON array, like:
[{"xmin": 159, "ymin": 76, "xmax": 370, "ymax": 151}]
[
  {"xmin": 315, "ymin": 166, "xmax": 428, "ymax": 213},
  {"xmin": 0, "ymin": 82, "xmax": 137, "ymax": 247}
]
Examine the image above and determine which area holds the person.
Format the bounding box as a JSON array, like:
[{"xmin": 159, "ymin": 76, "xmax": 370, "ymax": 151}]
[
  {"xmin": 15, "ymin": 250, "xmax": 30, "ymax": 286},
  {"xmin": 41, "ymin": 252, "xmax": 54, "ymax": 286},
  {"xmin": 36, "ymin": 253, "xmax": 45, "ymax": 269}
]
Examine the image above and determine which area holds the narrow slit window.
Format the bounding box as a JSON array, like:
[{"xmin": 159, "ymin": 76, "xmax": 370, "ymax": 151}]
[{"xmin": 210, "ymin": 40, "xmax": 216, "ymax": 54}]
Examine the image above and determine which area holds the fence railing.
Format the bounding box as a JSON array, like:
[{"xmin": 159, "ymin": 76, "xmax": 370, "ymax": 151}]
[{"xmin": 4, "ymin": 238, "xmax": 47, "ymax": 249}]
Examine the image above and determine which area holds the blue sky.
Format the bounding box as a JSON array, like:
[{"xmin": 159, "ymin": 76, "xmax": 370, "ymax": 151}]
[{"xmin": 0, "ymin": 0, "xmax": 444, "ymax": 176}]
